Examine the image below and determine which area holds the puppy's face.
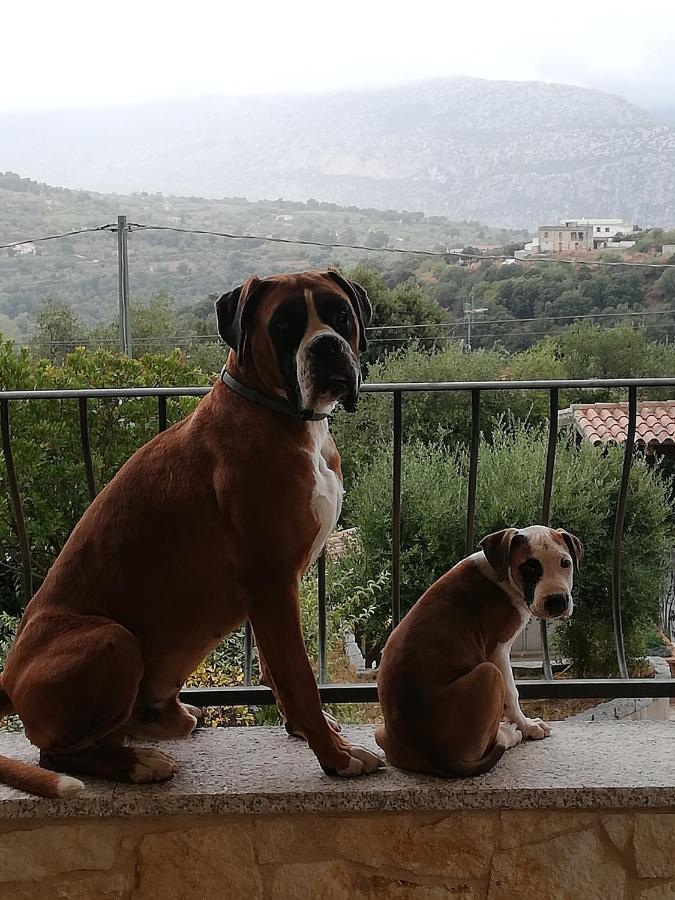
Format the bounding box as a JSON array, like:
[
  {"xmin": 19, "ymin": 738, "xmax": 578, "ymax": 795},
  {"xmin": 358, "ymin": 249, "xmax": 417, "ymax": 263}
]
[
  {"xmin": 480, "ymin": 525, "xmax": 583, "ymax": 619},
  {"xmin": 215, "ymin": 270, "xmax": 372, "ymax": 417}
]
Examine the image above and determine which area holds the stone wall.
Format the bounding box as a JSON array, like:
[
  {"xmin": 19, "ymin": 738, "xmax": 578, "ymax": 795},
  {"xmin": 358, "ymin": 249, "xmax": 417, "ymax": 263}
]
[{"xmin": 0, "ymin": 809, "xmax": 673, "ymax": 899}]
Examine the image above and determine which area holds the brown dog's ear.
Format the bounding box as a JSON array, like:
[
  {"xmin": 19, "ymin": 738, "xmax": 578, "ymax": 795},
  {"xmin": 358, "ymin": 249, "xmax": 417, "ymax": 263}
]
[
  {"xmin": 215, "ymin": 276, "xmax": 265, "ymax": 365},
  {"xmin": 479, "ymin": 528, "xmax": 523, "ymax": 582},
  {"xmin": 325, "ymin": 269, "xmax": 373, "ymax": 352},
  {"xmin": 557, "ymin": 529, "xmax": 584, "ymax": 573}
]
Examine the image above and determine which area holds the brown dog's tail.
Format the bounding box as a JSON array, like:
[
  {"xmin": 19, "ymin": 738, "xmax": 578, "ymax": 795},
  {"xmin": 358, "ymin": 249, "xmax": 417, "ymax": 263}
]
[
  {"xmin": 0, "ymin": 686, "xmax": 84, "ymax": 799},
  {"xmin": 375, "ymin": 724, "xmax": 505, "ymax": 778}
]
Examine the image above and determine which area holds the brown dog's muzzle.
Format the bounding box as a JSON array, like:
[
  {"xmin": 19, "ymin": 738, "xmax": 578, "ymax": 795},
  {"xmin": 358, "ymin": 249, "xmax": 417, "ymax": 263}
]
[{"xmin": 305, "ymin": 333, "xmax": 361, "ymax": 413}]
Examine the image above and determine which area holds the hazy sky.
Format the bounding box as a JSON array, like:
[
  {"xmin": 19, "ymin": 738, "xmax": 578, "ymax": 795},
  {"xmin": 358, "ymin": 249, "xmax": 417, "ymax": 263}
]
[{"xmin": 2, "ymin": 0, "xmax": 675, "ymax": 112}]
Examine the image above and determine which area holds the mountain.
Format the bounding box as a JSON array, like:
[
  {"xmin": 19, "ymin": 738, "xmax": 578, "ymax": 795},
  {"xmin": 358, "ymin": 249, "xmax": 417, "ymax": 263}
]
[{"xmin": 2, "ymin": 78, "xmax": 675, "ymax": 229}]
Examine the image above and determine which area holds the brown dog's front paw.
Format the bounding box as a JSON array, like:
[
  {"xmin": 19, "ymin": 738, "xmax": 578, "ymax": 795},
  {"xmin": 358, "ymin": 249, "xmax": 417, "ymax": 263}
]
[
  {"xmin": 286, "ymin": 710, "xmax": 342, "ymax": 740},
  {"xmin": 129, "ymin": 748, "xmax": 178, "ymax": 784}
]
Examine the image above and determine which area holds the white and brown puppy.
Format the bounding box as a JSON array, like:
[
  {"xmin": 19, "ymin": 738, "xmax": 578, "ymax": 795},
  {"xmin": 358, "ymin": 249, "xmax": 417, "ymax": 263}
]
[{"xmin": 375, "ymin": 526, "xmax": 583, "ymax": 777}]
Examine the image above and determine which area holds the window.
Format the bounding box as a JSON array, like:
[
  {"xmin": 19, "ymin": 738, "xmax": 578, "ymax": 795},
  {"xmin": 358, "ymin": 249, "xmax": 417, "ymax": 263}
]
[
  {"xmin": 605, "ymin": 227, "xmax": 610, "ymax": 232},
  {"xmin": 596, "ymin": 226, "xmax": 601, "ymax": 232},
  {"xmin": 544, "ymin": 231, "xmax": 549, "ymax": 238}
]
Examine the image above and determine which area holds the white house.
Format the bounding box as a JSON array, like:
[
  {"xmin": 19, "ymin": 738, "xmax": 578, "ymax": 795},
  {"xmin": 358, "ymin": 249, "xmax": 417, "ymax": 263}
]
[{"xmin": 15, "ymin": 242, "xmax": 36, "ymax": 256}]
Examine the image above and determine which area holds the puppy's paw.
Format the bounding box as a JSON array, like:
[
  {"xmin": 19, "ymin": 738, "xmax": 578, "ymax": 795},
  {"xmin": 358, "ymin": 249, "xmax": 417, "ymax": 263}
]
[
  {"xmin": 329, "ymin": 745, "xmax": 384, "ymax": 777},
  {"xmin": 520, "ymin": 717, "xmax": 551, "ymax": 740},
  {"xmin": 498, "ymin": 721, "xmax": 523, "ymax": 749},
  {"xmin": 130, "ymin": 748, "xmax": 178, "ymax": 784}
]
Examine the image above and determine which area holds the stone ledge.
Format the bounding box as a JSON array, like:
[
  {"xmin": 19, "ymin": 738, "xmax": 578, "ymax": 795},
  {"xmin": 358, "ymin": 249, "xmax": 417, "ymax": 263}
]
[{"xmin": 0, "ymin": 721, "xmax": 672, "ymax": 820}]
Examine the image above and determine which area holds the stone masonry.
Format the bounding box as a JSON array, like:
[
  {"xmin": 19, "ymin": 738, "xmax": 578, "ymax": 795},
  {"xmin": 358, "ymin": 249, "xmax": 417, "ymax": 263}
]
[{"xmin": 0, "ymin": 723, "xmax": 671, "ymax": 898}]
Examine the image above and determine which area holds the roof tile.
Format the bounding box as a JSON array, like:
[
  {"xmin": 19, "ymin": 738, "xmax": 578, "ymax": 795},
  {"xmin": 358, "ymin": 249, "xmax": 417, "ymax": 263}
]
[{"xmin": 566, "ymin": 401, "xmax": 675, "ymax": 446}]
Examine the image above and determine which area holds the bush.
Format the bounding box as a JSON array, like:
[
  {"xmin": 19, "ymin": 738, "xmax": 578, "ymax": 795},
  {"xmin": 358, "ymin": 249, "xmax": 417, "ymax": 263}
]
[
  {"xmin": 0, "ymin": 342, "xmax": 209, "ymax": 615},
  {"xmin": 338, "ymin": 425, "xmax": 673, "ymax": 674},
  {"xmin": 332, "ymin": 343, "xmax": 549, "ymax": 484},
  {"xmin": 185, "ymin": 633, "xmax": 255, "ymax": 728}
]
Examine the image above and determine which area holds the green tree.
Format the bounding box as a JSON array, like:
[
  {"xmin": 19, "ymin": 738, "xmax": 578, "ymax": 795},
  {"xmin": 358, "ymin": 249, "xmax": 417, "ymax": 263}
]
[
  {"xmin": 0, "ymin": 342, "xmax": 208, "ymax": 616},
  {"xmin": 29, "ymin": 297, "xmax": 86, "ymax": 363}
]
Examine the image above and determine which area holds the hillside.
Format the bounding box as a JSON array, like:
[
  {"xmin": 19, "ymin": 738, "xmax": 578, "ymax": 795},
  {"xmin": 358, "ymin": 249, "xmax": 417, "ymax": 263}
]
[
  {"xmin": 2, "ymin": 78, "xmax": 675, "ymax": 229},
  {"xmin": 0, "ymin": 173, "xmax": 526, "ymax": 334}
]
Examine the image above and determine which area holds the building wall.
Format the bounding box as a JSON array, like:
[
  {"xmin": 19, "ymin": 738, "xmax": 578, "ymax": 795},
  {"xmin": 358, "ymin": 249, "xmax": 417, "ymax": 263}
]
[
  {"xmin": 538, "ymin": 225, "xmax": 592, "ymax": 253},
  {"xmin": 0, "ymin": 809, "xmax": 673, "ymax": 898}
]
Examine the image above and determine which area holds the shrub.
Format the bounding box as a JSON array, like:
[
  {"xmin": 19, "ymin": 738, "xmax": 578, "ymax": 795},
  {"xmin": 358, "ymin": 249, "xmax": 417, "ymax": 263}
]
[
  {"xmin": 185, "ymin": 633, "xmax": 255, "ymax": 728},
  {"xmin": 0, "ymin": 342, "xmax": 209, "ymax": 615},
  {"xmin": 338, "ymin": 425, "xmax": 673, "ymax": 674},
  {"xmin": 332, "ymin": 343, "xmax": 549, "ymax": 484}
]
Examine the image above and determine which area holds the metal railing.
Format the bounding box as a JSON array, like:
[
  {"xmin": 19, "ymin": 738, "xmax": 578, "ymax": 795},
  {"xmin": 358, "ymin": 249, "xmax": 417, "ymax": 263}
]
[{"xmin": 1, "ymin": 377, "xmax": 674, "ymax": 707}]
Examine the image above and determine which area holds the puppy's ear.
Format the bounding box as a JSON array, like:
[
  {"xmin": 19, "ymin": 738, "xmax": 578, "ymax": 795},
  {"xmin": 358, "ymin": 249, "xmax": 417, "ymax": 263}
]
[
  {"xmin": 479, "ymin": 528, "xmax": 523, "ymax": 582},
  {"xmin": 557, "ymin": 529, "xmax": 584, "ymax": 573},
  {"xmin": 214, "ymin": 276, "xmax": 265, "ymax": 365},
  {"xmin": 326, "ymin": 269, "xmax": 373, "ymax": 352}
]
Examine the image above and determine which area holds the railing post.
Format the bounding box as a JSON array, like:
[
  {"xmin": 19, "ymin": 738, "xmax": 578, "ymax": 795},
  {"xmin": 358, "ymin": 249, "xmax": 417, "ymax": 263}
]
[
  {"xmin": 391, "ymin": 390, "xmax": 403, "ymax": 628},
  {"xmin": 117, "ymin": 215, "xmax": 132, "ymax": 358},
  {"xmin": 157, "ymin": 396, "xmax": 168, "ymax": 433},
  {"xmin": 78, "ymin": 397, "xmax": 97, "ymax": 502},
  {"xmin": 0, "ymin": 400, "xmax": 33, "ymax": 601},
  {"xmin": 610, "ymin": 387, "xmax": 637, "ymax": 680},
  {"xmin": 464, "ymin": 389, "xmax": 481, "ymax": 556},
  {"xmin": 538, "ymin": 387, "xmax": 559, "ymax": 680},
  {"xmin": 317, "ymin": 551, "xmax": 328, "ymax": 683},
  {"xmin": 244, "ymin": 622, "xmax": 253, "ymax": 686}
]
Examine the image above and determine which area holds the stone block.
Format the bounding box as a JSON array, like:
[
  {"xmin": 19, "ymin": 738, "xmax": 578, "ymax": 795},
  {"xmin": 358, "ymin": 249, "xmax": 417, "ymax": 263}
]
[
  {"xmin": 2, "ymin": 873, "xmax": 128, "ymax": 899},
  {"xmin": 636, "ymin": 882, "xmax": 675, "ymax": 899},
  {"xmin": 356, "ymin": 875, "xmax": 476, "ymax": 898},
  {"xmin": 634, "ymin": 815, "xmax": 675, "ymax": 877},
  {"xmin": 135, "ymin": 824, "xmax": 262, "ymax": 900},
  {"xmin": 271, "ymin": 861, "xmax": 354, "ymax": 900},
  {"xmin": 0, "ymin": 824, "xmax": 117, "ymax": 883},
  {"xmin": 489, "ymin": 827, "xmax": 625, "ymax": 900},
  {"xmin": 254, "ymin": 818, "xmax": 297, "ymax": 864},
  {"xmin": 314, "ymin": 814, "xmax": 494, "ymax": 879},
  {"xmin": 499, "ymin": 810, "xmax": 597, "ymax": 849},
  {"xmin": 601, "ymin": 814, "xmax": 633, "ymax": 854}
]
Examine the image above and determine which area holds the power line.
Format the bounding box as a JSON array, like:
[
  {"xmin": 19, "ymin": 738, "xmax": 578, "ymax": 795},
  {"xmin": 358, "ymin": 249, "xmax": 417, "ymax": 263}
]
[
  {"xmin": 367, "ymin": 309, "xmax": 675, "ymax": 331},
  {"xmin": 3, "ymin": 219, "xmax": 675, "ymax": 269},
  {"xmin": 129, "ymin": 222, "xmax": 675, "ymax": 270},
  {"xmin": 0, "ymin": 224, "xmax": 116, "ymax": 251}
]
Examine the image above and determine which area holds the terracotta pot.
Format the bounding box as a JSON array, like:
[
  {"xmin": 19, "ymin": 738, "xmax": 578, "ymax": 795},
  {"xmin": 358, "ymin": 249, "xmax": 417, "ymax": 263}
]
[{"xmin": 666, "ymin": 657, "xmax": 675, "ymax": 677}]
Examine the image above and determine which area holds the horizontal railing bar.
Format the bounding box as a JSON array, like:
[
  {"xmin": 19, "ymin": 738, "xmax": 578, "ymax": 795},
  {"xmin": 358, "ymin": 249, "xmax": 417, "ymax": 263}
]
[
  {"xmin": 180, "ymin": 678, "xmax": 675, "ymax": 706},
  {"xmin": 1, "ymin": 376, "xmax": 674, "ymax": 403},
  {"xmin": 360, "ymin": 377, "xmax": 675, "ymax": 393},
  {"xmin": 0, "ymin": 387, "xmax": 211, "ymax": 401}
]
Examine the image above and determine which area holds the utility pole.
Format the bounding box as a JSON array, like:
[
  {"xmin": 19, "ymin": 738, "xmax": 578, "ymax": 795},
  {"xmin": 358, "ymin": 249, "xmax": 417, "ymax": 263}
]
[
  {"xmin": 117, "ymin": 215, "xmax": 132, "ymax": 357},
  {"xmin": 463, "ymin": 289, "xmax": 488, "ymax": 352}
]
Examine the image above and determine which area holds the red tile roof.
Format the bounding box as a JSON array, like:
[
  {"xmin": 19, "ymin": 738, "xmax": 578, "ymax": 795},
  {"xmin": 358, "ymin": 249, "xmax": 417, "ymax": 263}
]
[
  {"xmin": 566, "ymin": 401, "xmax": 675, "ymax": 447},
  {"xmin": 326, "ymin": 528, "xmax": 360, "ymax": 560}
]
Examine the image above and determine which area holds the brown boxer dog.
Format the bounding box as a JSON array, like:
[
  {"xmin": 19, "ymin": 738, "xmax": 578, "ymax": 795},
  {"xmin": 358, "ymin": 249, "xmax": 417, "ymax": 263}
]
[
  {"xmin": 375, "ymin": 526, "xmax": 582, "ymax": 777},
  {"xmin": 0, "ymin": 269, "xmax": 382, "ymax": 798}
]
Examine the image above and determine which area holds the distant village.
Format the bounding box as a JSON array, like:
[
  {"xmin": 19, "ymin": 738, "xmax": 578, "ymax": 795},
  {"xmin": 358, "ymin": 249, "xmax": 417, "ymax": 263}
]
[{"xmin": 515, "ymin": 218, "xmax": 674, "ymax": 261}]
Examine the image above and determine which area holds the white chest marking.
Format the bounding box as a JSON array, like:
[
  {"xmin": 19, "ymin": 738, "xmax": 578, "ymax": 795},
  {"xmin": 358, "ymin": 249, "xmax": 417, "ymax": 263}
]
[{"xmin": 307, "ymin": 421, "xmax": 343, "ymax": 566}]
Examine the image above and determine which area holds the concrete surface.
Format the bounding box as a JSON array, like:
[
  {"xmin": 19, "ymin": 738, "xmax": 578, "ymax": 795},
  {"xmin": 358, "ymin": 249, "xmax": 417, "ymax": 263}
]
[{"xmin": 0, "ymin": 721, "xmax": 672, "ymax": 819}]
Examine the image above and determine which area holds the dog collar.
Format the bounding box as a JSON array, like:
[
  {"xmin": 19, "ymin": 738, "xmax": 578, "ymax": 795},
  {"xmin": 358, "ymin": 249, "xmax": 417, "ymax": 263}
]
[{"xmin": 220, "ymin": 368, "xmax": 329, "ymax": 422}]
